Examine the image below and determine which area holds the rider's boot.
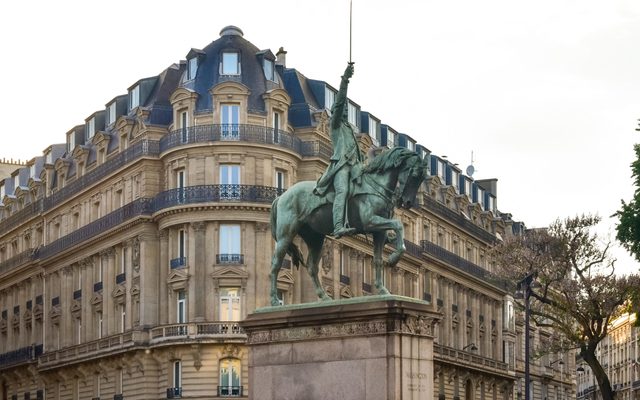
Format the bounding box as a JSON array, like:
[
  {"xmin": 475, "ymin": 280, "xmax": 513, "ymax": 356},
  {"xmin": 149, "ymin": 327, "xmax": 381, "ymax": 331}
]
[{"xmin": 332, "ymin": 196, "xmax": 355, "ymax": 239}]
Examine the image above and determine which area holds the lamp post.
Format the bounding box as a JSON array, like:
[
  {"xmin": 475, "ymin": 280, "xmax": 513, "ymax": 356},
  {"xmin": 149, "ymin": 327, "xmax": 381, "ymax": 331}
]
[{"xmin": 516, "ymin": 272, "xmax": 536, "ymax": 400}]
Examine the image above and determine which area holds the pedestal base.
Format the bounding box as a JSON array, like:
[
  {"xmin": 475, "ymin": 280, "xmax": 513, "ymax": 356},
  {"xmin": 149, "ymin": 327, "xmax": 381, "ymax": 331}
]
[{"xmin": 241, "ymin": 295, "xmax": 440, "ymax": 400}]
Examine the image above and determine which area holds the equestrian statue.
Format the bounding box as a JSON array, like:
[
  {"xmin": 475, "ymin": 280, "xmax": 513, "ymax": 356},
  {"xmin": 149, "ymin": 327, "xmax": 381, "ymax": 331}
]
[{"xmin": 269, "ymin": 63, "xmax": 428, "ymax": 306}]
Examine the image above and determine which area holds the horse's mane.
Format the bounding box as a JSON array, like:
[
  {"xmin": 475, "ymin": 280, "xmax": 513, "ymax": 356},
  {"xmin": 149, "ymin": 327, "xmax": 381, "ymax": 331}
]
[{"xmin": 363, "ymin": 147, "xmax": 418, "ymax": 174}]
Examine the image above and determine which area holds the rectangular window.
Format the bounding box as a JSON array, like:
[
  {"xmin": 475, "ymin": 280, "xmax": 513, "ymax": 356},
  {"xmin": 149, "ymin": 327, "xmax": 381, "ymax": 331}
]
[
  {"xmin": 177, "ymin": 291, "xmax": 186, "ymax": 324},
  {"xmin": 176, "ymin": 169, "xmax": 185, "ymax": 204},
  {"xmin": 347, "ymin": 102, "xmax": 357, "ymax": 127},
  {"xmin": 263, "ymin": 59, "xmax": 274, "ymax": 81},
  {"xmin": 222, "ymin": 52, "xmax": 240, "ymax": 75},
  {"xmin": 121, "ymin": 247, "xmax": 127, "ymax": 274},
  {"xmin": 452, "ymin": 170, "xmax": 460, "ymax": 192},
  {"xmin": 407, "ymin": 141, "xmax": 415, "ymax": 151},
  {"xmin": 437, "ymin": 160, "xmax": 446, "ymax": 182},
  {"xmin": 107, "ymin": 102, "xmax": 117, "ymax": 125},
  {"xmin": 219, "ymin": 288, "xmax": 241, "ymax": 321},
  {"xmin": 30, "ymin": 164, "xmax": 37, "ymax": 178},
  {"xmin": 188, "ymin": 57, "xmax": 198, "ymax": 80},
  {"xmin": 272, "ymin": 111, "xmax": 281, "ymax": 143},
  {"xmin": 369, "ymin": 117, "xmax": 379, "ymax": 146},
  {"xmin": 464, "ymin": 179, "xmax": 473, "ymax": 201},
  {"xmin": 174, "ymin": 361, "xmax": 182, "ymax": 388},
  {"xmin": 96, "ymin": 311, "xmax": 103, "ymax": 339},
  {"xmin": 129, "ymin": 85, "xmax": 140, "ymax": 110},
  {"xmin": 76, "ymin": 319, "xmax": 82, "ymax": 344},
  {"xmin": 0, "ymin": 185, "xmax": 4, "ymax": 200},
  {"xmin": 220, "ymin": 164, "xmax": 240, "ymax": 200},
  {"xmin": 275, "ymin": 170, "xmax": 285, "ymax": 191},
  {"xmin": 180, "ymin": 111, "xmax": 189, "ymax": 142},
  {"xmin": 87, "ymin": 118, "xmax": 95, "ymax": 140},
  {"xmin": 387, "ymin": 130, "xmax": 396, "ymax": 147},
  {"xmin": 219, "ymin": 225, "xmax": 241, "ymax": 257},
  {"xmin": 68, "ymin": 132, "xmax": 75, "ymax": 153},
  {"xmin": 45, "ymin": 151, "xmax": 52, "ymax": 164},
  {"xmin": 120, "ymin": 304, "xmax": 126, "ymax": 333},
  {"xmin": 221, "ymin": 104, "xmax": 240, "ymax": 139},
  {"xmin": 324, "ymin": 87, "xmax": 335, "ymax": 111},
  {"xmin": 178, "ymin": 229, "xmax": 186, "ymax": 259}
]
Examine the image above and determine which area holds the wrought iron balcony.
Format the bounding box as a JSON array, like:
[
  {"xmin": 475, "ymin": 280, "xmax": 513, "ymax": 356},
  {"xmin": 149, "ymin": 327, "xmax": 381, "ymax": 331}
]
[
  {"xmin": 0, "ymin": 344, "xmax": 43, "ymax": 370},
  {"xmin": 73, "ymin": 289, "xmax": 82, "ymax": 300},
  {"xmin": 93, "ymin": 281, "xmax": 103, "ymax": 292},
  {"xmin": 339, "ymin": 274, "xmax": 351, "ymax": 285},
  {"xmin": 217, "ymin": 386, "xmax": 243, "ymax": 397},
  {"xmin": 420, "ymin": 240, "xmax": 510, "ymax": 291},
  {"xmin": 170, "ymin": 257, "xmax": 187, "ymax": 269},
  {"xmin": 51, "ymin": 297, "xmax": 60, "ymax": 307},
  {"xmin": 362, "ymin": 282, "xmax": 372, "ymax": 292},
  {"xmin": 166, "ymin": 387, "xmax": 182, "ymax": 398},
  {"xmin": 154, "ymin": 185, "xmax": 284, "ymax": 209},
  {"xmin": 0, "ymin": 248, "xmax": 37, "ymax": 276},
  {"xmin": 113, "ymin": 394, "xmax": 124, "ymax": 400},
  {"xmin": 423, "ymin": 292, "xmax": 432, "ymax": 302},
  {"xmin": 116, "ymin": 273, "xmax": 126, "ymax": 285},
  {"xmin": 216, "ymin": 254, "xmax": 244, "ymax": 264},
  {"xmin": 160, "ymin": 124, "xmax": 303, "ymax": 155}
]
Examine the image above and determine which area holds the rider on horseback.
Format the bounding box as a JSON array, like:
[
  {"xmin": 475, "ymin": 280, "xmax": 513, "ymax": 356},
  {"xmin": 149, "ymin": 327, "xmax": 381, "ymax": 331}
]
[{"xmin": 313, "ymin": 62, "xmax": 363, "ymax": 239}]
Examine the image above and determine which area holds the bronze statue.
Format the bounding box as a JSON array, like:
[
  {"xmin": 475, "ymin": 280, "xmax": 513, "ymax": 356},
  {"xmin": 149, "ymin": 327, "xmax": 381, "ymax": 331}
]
[
  {"xmin": 269, "ymin": 146, "xmax": 428, "ymax": 306},
  {"xmin": 313, "ymin": 62, "xmax": 363, "ymax": 239}
]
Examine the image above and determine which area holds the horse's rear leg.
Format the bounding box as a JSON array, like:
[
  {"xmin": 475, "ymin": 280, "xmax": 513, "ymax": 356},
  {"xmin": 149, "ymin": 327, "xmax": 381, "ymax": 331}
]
[
  {"xmin": 270, "ymin": 238, "xmax": 290, "ymax": 306},
  {"xmin": 300, "ymin": 231, "xmax": 330, "ymax": 301}
]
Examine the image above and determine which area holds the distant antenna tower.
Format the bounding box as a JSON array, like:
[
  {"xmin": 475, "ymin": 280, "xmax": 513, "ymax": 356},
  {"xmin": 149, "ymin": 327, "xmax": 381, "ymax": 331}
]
[{"xmin": 465, "ymin": 151, "xmax": 475, "ymax": 177}]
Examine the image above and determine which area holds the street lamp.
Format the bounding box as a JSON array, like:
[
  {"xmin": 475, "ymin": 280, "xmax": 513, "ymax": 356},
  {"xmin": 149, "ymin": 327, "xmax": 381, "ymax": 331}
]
[{"xmin": 515, "ymin": 272, "xmax": 536, "ymax": 400}]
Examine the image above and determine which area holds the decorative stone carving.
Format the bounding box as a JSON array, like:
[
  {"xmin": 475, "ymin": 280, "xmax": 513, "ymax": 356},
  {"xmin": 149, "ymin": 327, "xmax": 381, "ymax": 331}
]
[
  {"xmin": 248, "ymin": 320, "xmax": 388, "ymax": 344},
  {"xmin": 132, "ymin": 237, "xmax": 140, "ymax": 272},
  {"xmin": 321, "ymin": 241, "xmax": 333, "ymax": 275}
]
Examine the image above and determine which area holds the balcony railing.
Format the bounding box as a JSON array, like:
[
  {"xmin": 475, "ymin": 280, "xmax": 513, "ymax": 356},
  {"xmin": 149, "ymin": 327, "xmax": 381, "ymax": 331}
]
[
  {"xmin": 217, "ymin": 386, "xmax": 243, "ymax": 397},
  {"xmin": 166, "ymin": 387, "xmax": 182, "ymax": 398},
  {"xmin": 170, "ymin": 257, "xmax": 187, "ymax": 269},
  {"xmin": 150, "ymin": 322, "xmax": 245, "ymax": 342},
  {"xmin": 154, "ymin": 185, "xmax": 284, "ymax": 209},
  {"xmin": 38, "ymin": 332, "xmax": 136, "ymax": 369},
  {"xmin": 160, "ymin": 124, "xmax": 303, "ymax": 155},
  {"xmin": 362, "ymin": 282, "xmax": 372, "ymax": 292},
  {"xmin": 73, "ymin": 289, "xmax": 82, "ymax": 300},
  {"xmin": 0, "ymin": 199, "xmax": 43, "ymax": 237},
  {"xmin": 113, "ymin": 394, "xmax": 124, "ymax": 400},
  {"xmin": 420, "ymin": 240, "xmax": 510, "ymax": 291},
  {"xmin": 216, "ymin": 254, "xmax": 244, "ymax": 264},
  {"xmin": 434, "ymin": 344, "xmax": 509, "ymax": 373},
  {"xmin": 339, "ymin": 274, "xmax": 351, "ymax": 285},
  {"xmin": 93, "ymin": 281, "xmax": 103, "ymax": 292},
  {"xmin": 0, "ymin": 248, "xmax": 37, "ymax": 276},
  {"xmin": 116, "ymin": 273, "xmax": 126, "ymax": 285},
  {"xmin": 0, "ymin": 344, "xmax": 43, "ymax": 369},
  {"xmin": 422, "ymin": 195, "xmax": 497, "ymax": 244}
]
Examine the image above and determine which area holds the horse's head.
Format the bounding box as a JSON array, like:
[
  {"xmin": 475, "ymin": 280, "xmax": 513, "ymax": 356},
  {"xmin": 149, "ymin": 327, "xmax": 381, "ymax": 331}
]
[{"xmin": 396, "ymin": 154, "xmax": 428, "ymax": 209}]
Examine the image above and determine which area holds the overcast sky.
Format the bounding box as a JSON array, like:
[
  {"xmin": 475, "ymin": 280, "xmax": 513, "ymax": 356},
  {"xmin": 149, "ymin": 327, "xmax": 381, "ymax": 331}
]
[{"xmin": 1, "ymin": 0, "xmax": 639, "ymax": 272}]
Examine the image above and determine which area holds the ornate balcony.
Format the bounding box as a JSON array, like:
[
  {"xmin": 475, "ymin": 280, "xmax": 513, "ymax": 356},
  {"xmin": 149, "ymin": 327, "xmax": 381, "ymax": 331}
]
[
  {"xmin": 170, "ymin": 257, "xmax": 187, "ymax": 269},
  {"xmin": 216, "ymin": 254, "xmax": 244, "ymax": 264},
  {"xmin": 434, "ymin": 344, "xmax": 510, "ymax": 375},
  {"xmin": 217, "ymin": 386, "xmax": 243, "ymax": 397},
  {"xmin": 166, "ymin": 387, "xmax": 182, "ymax": 398},
  {"xmin": 150, "ymin": 322, "xmax": 245, "ymax": 344}
]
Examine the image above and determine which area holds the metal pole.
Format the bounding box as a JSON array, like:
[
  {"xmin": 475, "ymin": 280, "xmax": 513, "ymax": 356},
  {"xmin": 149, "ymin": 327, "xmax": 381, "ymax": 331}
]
[{"xmin": 525, "ymin": 282, "xmax": 531, "ymax": 400}]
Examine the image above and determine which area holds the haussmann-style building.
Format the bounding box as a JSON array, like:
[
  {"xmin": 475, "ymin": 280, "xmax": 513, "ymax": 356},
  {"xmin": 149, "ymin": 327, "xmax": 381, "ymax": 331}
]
[{"xmin": 0, "ymin": 26, "xmax": 575, "ymax": 400}]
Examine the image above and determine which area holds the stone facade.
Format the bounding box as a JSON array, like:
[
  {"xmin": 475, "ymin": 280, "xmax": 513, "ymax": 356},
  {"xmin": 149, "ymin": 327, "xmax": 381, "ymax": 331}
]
[{"xmin": 0, "ymin": 26, "xmax": 574, "ymax": 400}]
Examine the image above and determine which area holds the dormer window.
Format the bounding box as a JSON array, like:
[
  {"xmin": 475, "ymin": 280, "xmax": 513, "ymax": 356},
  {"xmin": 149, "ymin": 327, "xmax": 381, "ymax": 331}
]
[
  {"xmin": 221, "ymin": 52, "xmax": 240, "ymax": 75},
  {"xmin": 107, "ymin": 102, "xmax": 117, "ymax": 126},
  {"xmin": 487, "ymin": 195, "xmax": 496, "ymax": 213},
  {"xmin": 13, "ymin": 175, "xmax": 19, "ymax": 189},
  {"xmin": 0, "ymin": 185, "xmax": 4, "ymax": 199},
  {"xmin": 325, "ymin": 87, "xmax": 335, "ymax": 111},
  {"xmin": 68, "ymin": 132, "xmax": 76, "ymax": 153},
  {"xmin": 45, "ymin": 151, "xmax": 52, "ymax": 165},
  {"xmin": 86, "ymin": 117, "xmax": 95, "ymax": 140},
  {"xmin": 437, "ymin": 160, "xmax": 446, "ymax": 182},
  {"xmin": 30, "ymin": 164, "xmax": 36, "ymax": 179},
  {"xmin": 464, "ymin": 179, "xmax": 473, "ymax": 201},
  {"xmin": 129, "ymin": 85, "xmax": 140, "ymax": 111},
  {"xmin": 368, "ymin": 117, "xmax": 379, "ymax": 146},
  {"xmin": 387, "ymin": 130, "xmax": 396, "ymax": 147},
  {"xmin": 188, "ymin": 57, "xmax": 198, "ymax": 80},
  {"xmin": 407, "ymin": 141, "xmax": 415, "ymax": 151},
  {"xmin": 451, "ymin": 170, "xmax": 460, "ymax": 192},
  {"xmin": 347, "ymin": 103, "xmax": 357, "ymax": 126},
  {"xmin": 263, "ymin": 59, "xmax": 275, "ymax": 81}
]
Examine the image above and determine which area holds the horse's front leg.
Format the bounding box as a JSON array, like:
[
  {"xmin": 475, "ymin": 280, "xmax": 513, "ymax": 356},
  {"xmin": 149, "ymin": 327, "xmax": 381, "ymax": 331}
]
[
  {"xmin": 270, "ymin": 239, "xmax": 289, "ymax": 306},
  {"xmin": 365, "ymin": 215, "xmax": 405, "ymax": 267}
]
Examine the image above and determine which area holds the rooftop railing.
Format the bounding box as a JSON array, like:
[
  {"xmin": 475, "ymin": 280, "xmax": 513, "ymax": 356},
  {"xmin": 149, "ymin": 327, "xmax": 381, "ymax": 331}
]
[{"xmin": 422, "ymin": 195, "xmax": 497, "ymax": 244}]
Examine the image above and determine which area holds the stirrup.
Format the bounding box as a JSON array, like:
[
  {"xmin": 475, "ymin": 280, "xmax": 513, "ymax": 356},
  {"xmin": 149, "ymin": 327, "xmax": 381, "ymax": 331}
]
[{"xmin": 333, "ymin": 226, "xmax": 356, "ymax": 239}]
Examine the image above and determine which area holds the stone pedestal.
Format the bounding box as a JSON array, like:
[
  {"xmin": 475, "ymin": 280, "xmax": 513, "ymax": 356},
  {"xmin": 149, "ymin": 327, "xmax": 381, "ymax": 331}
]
[{"xmin": 241, "ymin": 295, "xmax": 440, "ymax": 400}]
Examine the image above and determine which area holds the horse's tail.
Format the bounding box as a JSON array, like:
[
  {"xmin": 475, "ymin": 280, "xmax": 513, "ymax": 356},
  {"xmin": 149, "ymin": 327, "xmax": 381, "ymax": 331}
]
[{"xmin": 270, "ymin": 196, "xmax": 305, "ymax": 270}]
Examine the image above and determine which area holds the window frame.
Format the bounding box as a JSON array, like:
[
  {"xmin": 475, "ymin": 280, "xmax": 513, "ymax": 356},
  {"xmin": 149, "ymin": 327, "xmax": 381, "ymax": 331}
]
[
  {"xmin": 129, "ymin": 85, "xmax": 140, "ymax": 111},
  {"xmin": 221, "ymin": 52, "xmax": 240, "ymax": 75},
  {"xmin": 219, "ymin": 287, "xmax": 241, "ymax": 321},
  {"xmin": 188, "ymin": 57, "xmax": 198, "ymax": 80}
]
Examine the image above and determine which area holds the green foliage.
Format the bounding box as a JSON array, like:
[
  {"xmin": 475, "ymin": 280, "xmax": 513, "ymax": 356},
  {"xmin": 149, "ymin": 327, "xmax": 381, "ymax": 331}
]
[{"xmin": 615, "ymin": 143, "xmax": 640, "ymax": 262}]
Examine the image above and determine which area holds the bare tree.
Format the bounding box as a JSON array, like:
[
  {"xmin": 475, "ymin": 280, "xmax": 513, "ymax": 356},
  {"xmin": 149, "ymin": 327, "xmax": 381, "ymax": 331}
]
[{"xmin": 493, "ymin": 214, "xmax": 640, "ymax": 400}]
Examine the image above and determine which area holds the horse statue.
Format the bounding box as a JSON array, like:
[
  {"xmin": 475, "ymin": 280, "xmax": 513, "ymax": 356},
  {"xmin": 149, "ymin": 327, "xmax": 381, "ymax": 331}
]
[{"xmin": 269, "ymin": 147, "xmax": 428, "ymax": 306}]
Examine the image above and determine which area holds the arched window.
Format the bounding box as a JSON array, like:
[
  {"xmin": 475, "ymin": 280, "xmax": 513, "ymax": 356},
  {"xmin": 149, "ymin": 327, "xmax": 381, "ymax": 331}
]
[{"xmin": 219, "ymin": 358, "xmax": 241, "ymax": 397}]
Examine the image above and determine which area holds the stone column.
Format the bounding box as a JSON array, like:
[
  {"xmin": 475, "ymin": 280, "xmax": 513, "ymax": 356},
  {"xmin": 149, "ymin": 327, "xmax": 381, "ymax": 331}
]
[
  {"xmin": 124, "ymin": 241, "xmax": 133, "ymax": 330},
  {"xmin": 159, "ymin": 231, "xmax": 169, "ymax": 325},
  {"xmin": 192, "ymin": 222, "xmax": 207, "ymax": 322},
  {"xmin": 253, "ymin": 222, "xmax": 271, "ymax": 310},
  {"xmin": 81, "ymin": 258, "xmax": 92, "ymax": 342}
]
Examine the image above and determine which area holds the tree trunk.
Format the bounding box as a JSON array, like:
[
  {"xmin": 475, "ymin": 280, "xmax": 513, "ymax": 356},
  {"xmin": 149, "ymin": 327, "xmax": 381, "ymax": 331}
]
[{"xmin": 581, "ymin": 343, "xmax": 615, "ymax": 400}]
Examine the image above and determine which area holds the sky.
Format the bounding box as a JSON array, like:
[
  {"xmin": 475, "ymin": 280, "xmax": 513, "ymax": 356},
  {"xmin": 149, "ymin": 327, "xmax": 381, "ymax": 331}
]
[{"xmin": 1, "ymin": 0, "xmax": 639, "ymax": 272}]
